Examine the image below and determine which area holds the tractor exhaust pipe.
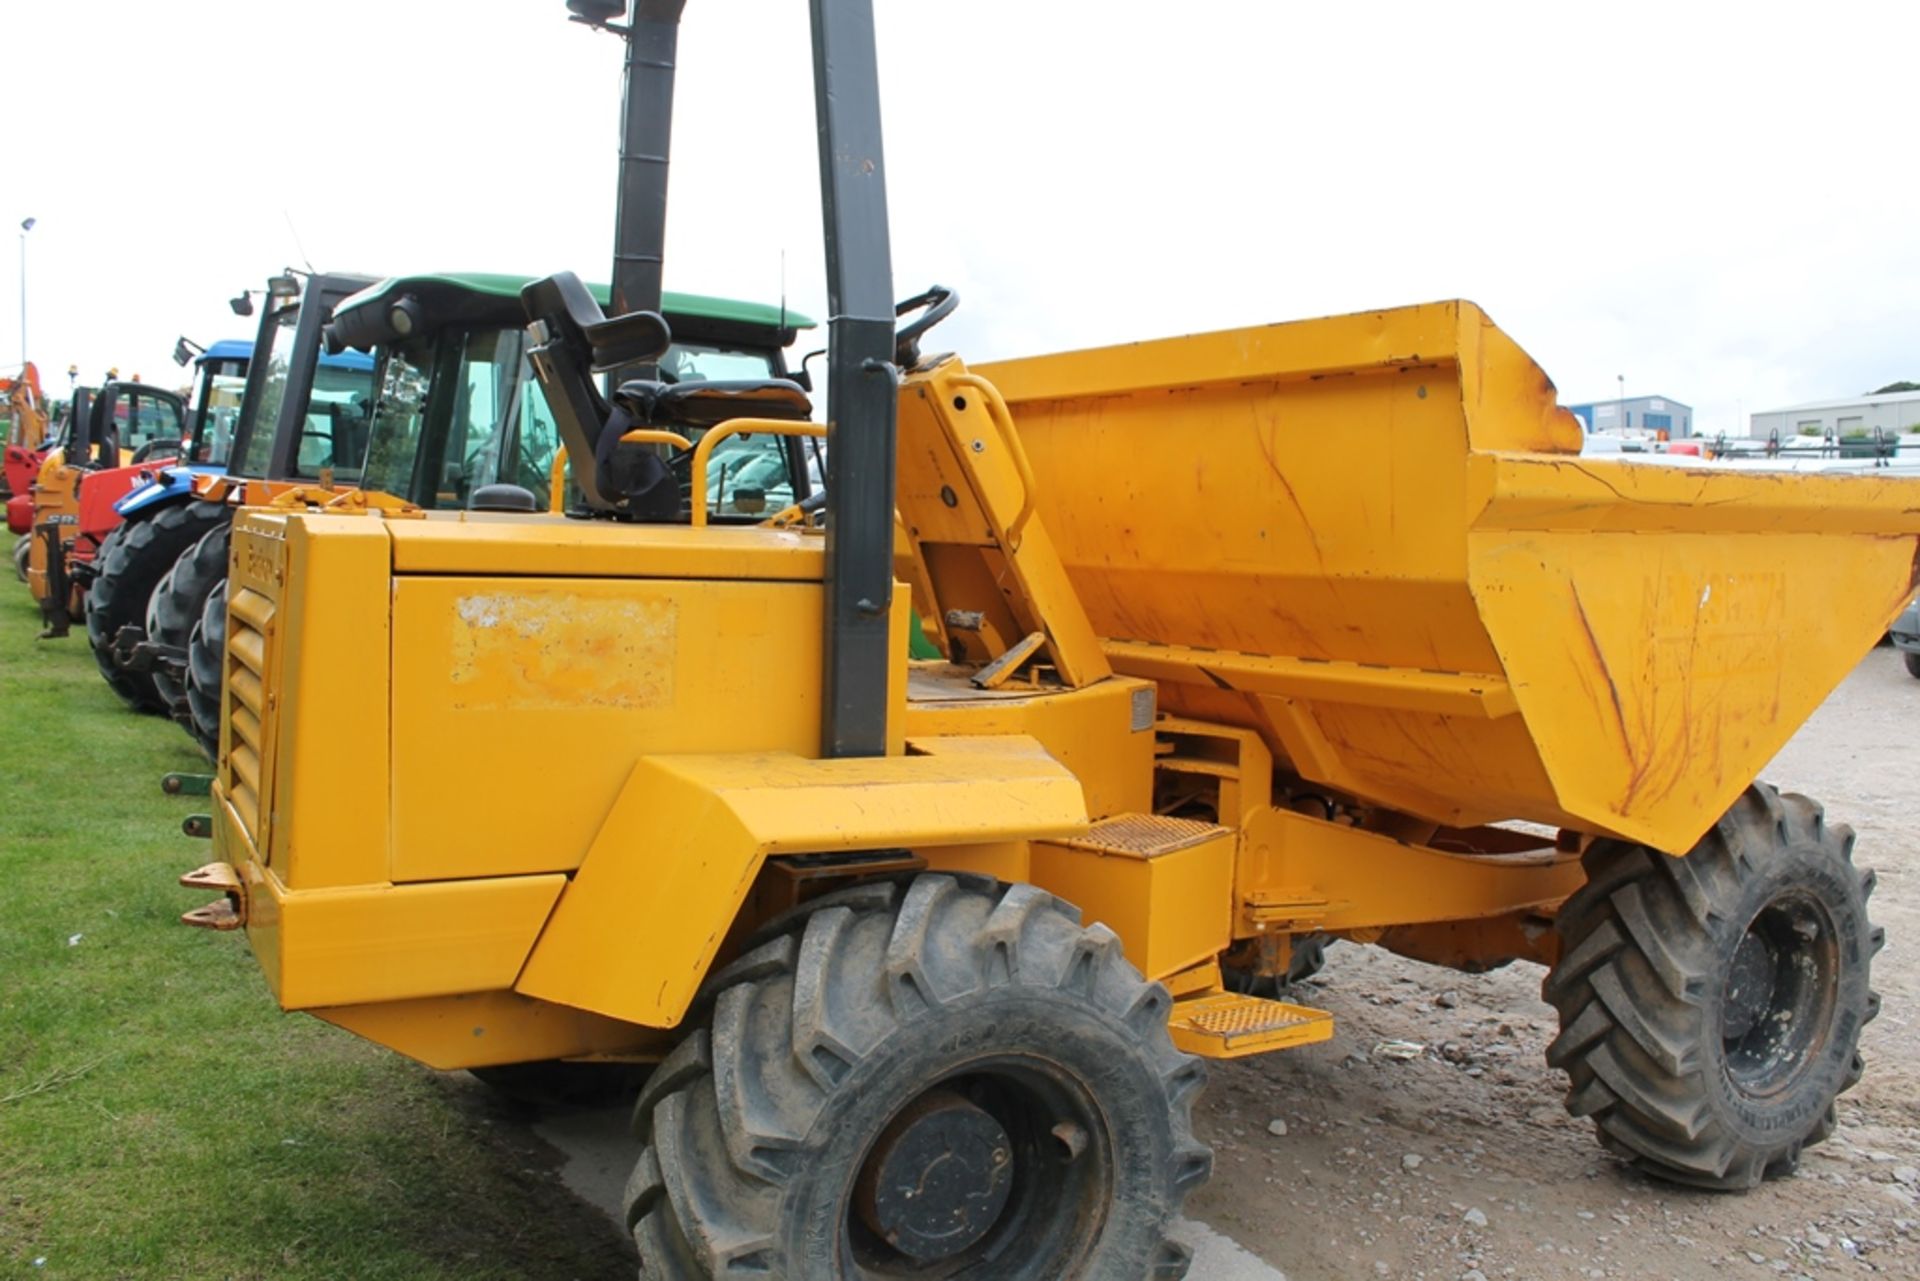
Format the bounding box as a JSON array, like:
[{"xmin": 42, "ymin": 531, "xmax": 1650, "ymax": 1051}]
[
  {"xmin": 611, "ymin": 1, "xmax": 683, "ymax": 332},
  {"xmin": 568, "ymin": 0, "xmax": 684, "ymax": 379}
]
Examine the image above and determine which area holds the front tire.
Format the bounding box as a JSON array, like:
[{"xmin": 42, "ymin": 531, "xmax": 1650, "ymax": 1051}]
[
  {"xmin": 625, "ymin": 874, "xmax": 1211, "ymax": 1279},
  {"xmin": 144, "ymin": 519, "xmax": 232, "ymax": 715},
  {"xmin": 86, "ymin": 501, "xmax": 229, "ymax": 712},
  {"xmin": 1904, "ymin": 650, "xmax": 1920, "ymax": 679},
  {"xmin": 184, "ymin": 577, "xmax": 229, "ymax": 761},
  {"xmin": 1544, "ymin": 784, "xmax": 1882, "ymax": 1189},
  {"xmin": 11, "ymin": 536, "xmax": 27, "ymax": 583}
]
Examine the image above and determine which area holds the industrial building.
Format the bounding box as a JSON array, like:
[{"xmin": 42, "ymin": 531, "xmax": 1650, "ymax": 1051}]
[
  {"xmin": 1749, "ymin": 389, "xmax": 1920, "ymax": 441},
  {"xmin": 1565, "ymin": 394, "xmax": 1693, "ymax": 438}
]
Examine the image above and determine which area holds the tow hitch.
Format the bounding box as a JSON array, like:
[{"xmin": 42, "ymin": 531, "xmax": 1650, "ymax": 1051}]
[{"xmin": 179, "ymin": 862, "xmax": 245, "ymax": 931}]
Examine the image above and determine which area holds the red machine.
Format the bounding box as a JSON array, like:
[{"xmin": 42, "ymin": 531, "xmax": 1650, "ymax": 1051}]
[{"xmin": 21, "ymin": 381, "xmax": 187, "ymax": 635}]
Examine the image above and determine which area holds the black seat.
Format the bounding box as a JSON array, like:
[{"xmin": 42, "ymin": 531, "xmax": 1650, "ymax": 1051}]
[
  {"xmin": 524, "ymin": 272, "xmax": 671, "ymax": 372},
  {"xmin": 610, "ymin": 378, "xmax": 814, "ymax": 430},
  {"xmin": 520, "ymin": 271, "xmax": 810, "ymax": 523}
]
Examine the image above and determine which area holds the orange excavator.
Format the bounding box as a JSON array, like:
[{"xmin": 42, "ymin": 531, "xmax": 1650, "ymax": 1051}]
[
  {"xmin": 3, "ymin": 362, "xmax": 50, "ymax": 487},
  {"xmin": 4, "ymin": 362, "xmax": 50, "ymax": 580},
  {"xmin": 2, "ymin": 361, "xmax": 49, "ymax": 437}
]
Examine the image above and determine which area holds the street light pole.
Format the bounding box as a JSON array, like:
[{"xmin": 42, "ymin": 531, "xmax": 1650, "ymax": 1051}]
[
  {"xmin": 1617, "ymin": 373, "xmax": 1625, "ymax": 432},
  {"xmin": 18, "ymin": 217, "xmax": 33, "ymax": 368}
]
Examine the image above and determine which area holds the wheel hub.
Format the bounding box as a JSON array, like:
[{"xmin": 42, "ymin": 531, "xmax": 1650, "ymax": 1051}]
[
  {"xmin": 854, "ymin": 1088, "xmax": 1014, "ymax": 1262},
  {"xmin": 1722, "ymin": 929, "xmax": 1778, "ymax": 1040},
  {"xmin": 1722, "ymin": 894, "xmax": 1840, "ymax": 1096}
]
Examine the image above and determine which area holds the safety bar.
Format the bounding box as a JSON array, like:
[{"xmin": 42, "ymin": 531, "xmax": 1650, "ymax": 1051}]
[
  {"xmin": 948, "ymin": 373, "xmax": 1037, "ymax": 551},
  {"xmin": 548, "ymin": 428, "xmax": 692, "ymax": 512},
  {"xmin": 689, "ymin": 419, "xmax": 828, "ymax": 528}
]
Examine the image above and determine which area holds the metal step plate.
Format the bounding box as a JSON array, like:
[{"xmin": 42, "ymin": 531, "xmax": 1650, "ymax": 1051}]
[
  {"xmin": 1168, "ymin": 992, "xmax": 1335, "ymax": 1059},
  {"xmin": 1059, "ymin": 812, "xmax": 1229, "ymax": 860}
]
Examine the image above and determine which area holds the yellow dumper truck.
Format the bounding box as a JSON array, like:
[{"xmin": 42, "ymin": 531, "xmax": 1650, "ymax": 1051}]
[{"xmin": 179, "ymin": 2, "xmax": 1897, "ymax": 1276}]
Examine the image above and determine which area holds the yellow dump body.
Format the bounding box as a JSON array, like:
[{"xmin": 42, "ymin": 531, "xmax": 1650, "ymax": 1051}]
[{"xmin": 978, "ymin": 301, "xmax": 1920, "ymax": 854}]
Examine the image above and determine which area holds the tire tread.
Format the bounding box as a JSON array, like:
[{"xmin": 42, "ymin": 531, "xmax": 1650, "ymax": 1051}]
[
  {"xmin": 1543, "ymin": 782, "xmax": 1880, "ymax": 1190},
  {"xmin": 626, "ymin": 873, "xmax": 1205, "ymax": 1278},
  {"xmin": 86, "ymin": 500, "xmax": 229, "ymax": 713}
]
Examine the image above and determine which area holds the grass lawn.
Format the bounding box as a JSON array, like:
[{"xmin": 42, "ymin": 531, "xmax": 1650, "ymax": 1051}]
[{"xmin": 0, "ymin": 578, "xmax": 632, "ymax": 1279}]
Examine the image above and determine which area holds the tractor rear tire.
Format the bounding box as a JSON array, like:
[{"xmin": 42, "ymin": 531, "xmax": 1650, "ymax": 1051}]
[
  {"xmin": 625, "ymin": 874, "xmax": 1211, "ymax": 1279},
  {"xmin": 145, "ymin": 518, "xmax": 232, "ymax": 715},
  {"xmin": 185, "ymin": 578, "xmax": 228, "ymax": 761},
  {"xmin": 84, "ymin": 524, "xmax": 157, "ymax": 711},
  {"xmin": 86, "ymin": 501, "xmax": 229, "ymax": 713},
  {"xmin": 11, "ymin": 536, "xmax": 27, "ymax": 583},
  {"xmin": 1544, "ymin": 783, "xmax": 1882, "ymax": 1190}
]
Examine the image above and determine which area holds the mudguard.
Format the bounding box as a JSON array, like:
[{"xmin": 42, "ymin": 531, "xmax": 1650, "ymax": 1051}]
[
  {"xmin": 515, "ymin": 736, "xmax": 1090, "ymax": 1028},
  {"xmin": 115, "ymin": 465, "xmax": 224, "ymax": 519}
]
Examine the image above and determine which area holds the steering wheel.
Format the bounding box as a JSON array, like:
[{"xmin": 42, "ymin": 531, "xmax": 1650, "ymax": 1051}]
[
  {"xmin": 462, "ymin": 441, "xmax": 497, "ymax": 486},
  {"xmin": 131, "ymin": 439, "xmax": 184, "ymax": 465},
  {"xmin": 894, "ymin": 285, "xmax": 958, "ymax": 366}
]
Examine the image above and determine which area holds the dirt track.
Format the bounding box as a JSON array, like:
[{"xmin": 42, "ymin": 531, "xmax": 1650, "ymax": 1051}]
[{"xmin": 531, "ymin": 649, "xmax": 1920, "ymax": 1279}]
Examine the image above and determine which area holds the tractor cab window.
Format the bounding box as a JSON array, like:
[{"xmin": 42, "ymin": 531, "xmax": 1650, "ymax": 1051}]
[
  {"xmin": 434, "ymin": 328, "xmax": 532, "ymax": 507},
  {"xmin": 292, "ymin": 363, "xmax": 377, "ymax": 483},
  {"xmin": 361, "ymin": 342, "xmax": 432, "ymax": 502},
  {"xmin": 52, "ymin": 396, "xmax": 83, "ymax": 452},
  {"xmin": 509, "ymin": 363, "xmax": 563, "ymax": 497},
  {"xmin": 235, "ymin": 304, "xmax": 298, "ymax": 478},
  {"xmin": 107, "ymin": 387, "xmax": 185, "ymax": 461},
  {"xmin": 704, "ymin": 431, "xmax": 797, "ymax": 517},
  {"xmin": 187, "ymin": 359, "xmax": 248, "ymax": 465},
  {"xmin": 659, "ymin": 343, "xmax": 774, "ymax": 385},
  {"xmin": 363, "ymin": 327, "xmax": 545, "ymax": 510}
]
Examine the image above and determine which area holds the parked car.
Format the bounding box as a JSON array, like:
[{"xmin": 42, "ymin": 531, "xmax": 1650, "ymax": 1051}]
[{"xmin": 1890, "ymin": 600, "xmax": 1920, "ymax": 677}]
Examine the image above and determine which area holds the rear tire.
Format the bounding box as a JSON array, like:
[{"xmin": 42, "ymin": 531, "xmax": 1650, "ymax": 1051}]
[
  {"xmin": 84, "ymin": 524, "xmax": 156, "ymax": 710},
  {"xmin": 86, "ymin": 500, "xmax": 229, "ymax": 712},
  {"xmin": 625, "ymin": 874, "xmax": 1210, "ymax": 1279},
  {"xmin": 185, "ymin": 578, "xmax": 229, "ymax": 761},
  {"xmin": 144, "ymin": 518, "xmax": 232, "ymax": 715},
  {"xmin": 1544, "ymin": 783, "xmax": 1881, "ymax": 1190}
]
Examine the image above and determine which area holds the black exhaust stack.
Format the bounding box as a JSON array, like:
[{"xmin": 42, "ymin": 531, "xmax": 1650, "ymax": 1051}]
[
  {"xmin": 565, "ymin": 0, "xmax": 683, "ymax": 374},
  {"xmin": 610, "ymin": 0, "xmax": 683, "ymax": 337}
]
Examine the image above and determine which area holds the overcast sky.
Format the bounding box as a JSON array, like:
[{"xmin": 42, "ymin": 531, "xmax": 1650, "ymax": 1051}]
[{"xmin": 5, "ymin": 1, "xmax": 1915, "ymax": 434}]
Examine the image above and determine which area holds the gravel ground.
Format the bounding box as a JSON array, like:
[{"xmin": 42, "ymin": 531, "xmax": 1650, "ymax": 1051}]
[
  {"xmin": 1186, "ymin": 647, "xmax": 1920, "ymax": 1280},
  {"xmin": 530, "ymin": 648, "xmax": 1920, "ymax": 1279}
]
